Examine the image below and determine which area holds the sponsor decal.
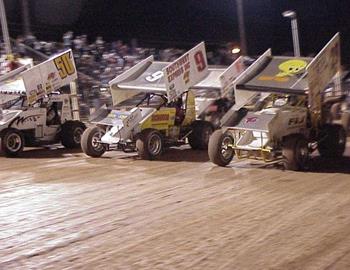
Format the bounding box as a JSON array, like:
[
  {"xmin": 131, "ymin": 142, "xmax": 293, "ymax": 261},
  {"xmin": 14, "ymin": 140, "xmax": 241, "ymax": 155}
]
[
  {"xmin": 165, "ymin": 53, "xmax": 190, "ymax": 84},
  {"xmin": 152, "ymin": 114, "xmax": 170, "ymax": 122},
  {"xmin": 288, "ymin": 116, "xmax": 305, "ymax": 126},
  {"xmin": 183, "ymin": 70, "xmax": 190, "ymax": 84},
  {"xmin": 45, "ymin": 72, "xmax": 60, "ymax": 94},
  {"xmin": 53, "ymin": 51, "xmax": 76, "ymax": 79},
  {"xmin": 9, "ymin": 115, "xmax": 41, "ymax": 127},
  {"xmin": 245, "ymin": 116, "xmax": 258, "ymax": 124},
  {"xmin": 108, "ymin": 111, "xmax": 128, "ymax": 120},
  {"xmin": 258, "ymin": 76, "xmax": 289, "ymax": 82}
]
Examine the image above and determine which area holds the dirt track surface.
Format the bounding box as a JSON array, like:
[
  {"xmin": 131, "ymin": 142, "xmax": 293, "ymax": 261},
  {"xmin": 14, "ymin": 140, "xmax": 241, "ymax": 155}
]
[{"xmin": 1, "ymin": 144, "xmax": 350, "ymax": 270}]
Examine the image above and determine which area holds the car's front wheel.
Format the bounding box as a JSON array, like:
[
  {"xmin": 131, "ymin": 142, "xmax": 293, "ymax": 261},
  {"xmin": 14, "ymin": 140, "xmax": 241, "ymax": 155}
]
[
  {"xmin": 81, "ymin": 126, "xmax": 106, "ymax": 157},
  {"xmin": 1, "ymin": 128, "xmax": 24, "ymax": 157},
  {"xmin": 208, "ymin": 129, "xmax": 235, "ymax": 167}
]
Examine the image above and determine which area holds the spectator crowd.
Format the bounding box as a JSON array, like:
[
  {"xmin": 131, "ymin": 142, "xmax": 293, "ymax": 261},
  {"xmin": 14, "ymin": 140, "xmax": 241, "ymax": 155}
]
[{"xmin": 10, "ymin": 32, "xmax": 238, "ymax": 85}]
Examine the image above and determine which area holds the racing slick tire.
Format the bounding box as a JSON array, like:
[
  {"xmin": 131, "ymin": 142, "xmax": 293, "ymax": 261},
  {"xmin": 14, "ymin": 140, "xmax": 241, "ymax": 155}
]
[
  {"xmin": 61, "ymin": 121, "xmax": 86, "ymax": 149},
  {"xmin": 136, "ymin": 129, "xmax": 163, "ymax": 160},
  {"xmin": 188, "ymin": 120, "xmax": 214, "ymax": 150},
  {"xmin": 318, "ymin": 124, "xmax": 346, "ymax": 158},
  {"xmin": 208, "ymin": 129, "xmax": 234, "ymax": 167},
  {"xmin": 282, "ymin": 135, "xmax": 309, "ymax": 171},
  {"xmin": 341, "ymin": 112, "xmax": 350, "ymax": 135},
  {"xmin": 81, "ymin": 126, "xmax": 106, "ymax": 157},
  {"xmin": 330, "ymin": 103, "xmax": 341, "ymax": 121},
  {"xmin": 1, "ymin": 128, "xmax": 24, "ymax": 157}
]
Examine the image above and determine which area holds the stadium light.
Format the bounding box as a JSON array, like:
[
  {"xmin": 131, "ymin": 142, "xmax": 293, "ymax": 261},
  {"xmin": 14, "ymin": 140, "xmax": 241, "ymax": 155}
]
[
  {"xmin": 236, "ymin": 0, "xmax": 247, "ymax": 55},
  {"xmin": 282, "ymin": 10, "xmax": 301, "ymax": 57},
  {"xmin": 231, "ymin": 47, "xmax": 241, "ymax": 54}
]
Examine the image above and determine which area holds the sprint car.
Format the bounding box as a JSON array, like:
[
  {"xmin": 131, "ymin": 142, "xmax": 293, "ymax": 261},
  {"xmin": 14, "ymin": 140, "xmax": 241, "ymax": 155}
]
[
  {"xmin": 0, "ymin": 50, "xmax": 85, "ymax": 157},
  {"xmin": 81, "ymin": 43, "xmax": 216, "ymax": 159},
  {"xmin": 209, "ymin": 33, "xmax": 347, "ymax": 170}
]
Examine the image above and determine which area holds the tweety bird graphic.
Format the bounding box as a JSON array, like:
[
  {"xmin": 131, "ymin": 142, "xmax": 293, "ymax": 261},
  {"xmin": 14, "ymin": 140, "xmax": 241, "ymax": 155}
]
[{"xmin": 276, "ymin": 59, "xmax": 307, "ymax": 77}]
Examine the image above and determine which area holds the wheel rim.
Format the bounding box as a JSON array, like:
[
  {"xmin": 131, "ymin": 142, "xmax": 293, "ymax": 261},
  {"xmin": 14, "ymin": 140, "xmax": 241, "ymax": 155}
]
[
  {"xmin": 148, "ymin": 134, "xmax": 162, "ymax": 155},
  {"xmin": 221, "ymin": 135, "xmax": 234, "ymax": 160},
  {"xmin": 6, "ymin": 133, "xmax": 22, "ymax": 152},
  {"xmin": 297, "ymin": 141, "xmax": 309, "ymax": 165},
  {"xmin": 91, "ymin": 130, "xmax": 104, "ymax": 151},
  {"xmin": 73, "ymin": 127, "xmax": 84, "ymax": 144},
  {"xmin": 338, "ymin": 130, "xmax": 346, "ymax": 147}
]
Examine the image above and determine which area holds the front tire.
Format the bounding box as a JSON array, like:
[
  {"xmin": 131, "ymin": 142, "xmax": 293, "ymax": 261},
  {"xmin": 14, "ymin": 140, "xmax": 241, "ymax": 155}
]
[
  {"xmin": 282, "ymin": 135, "xmax": 309, "ymax": 171},
  {"xmin": 318, "ymin": 124, "xmax": 346, "ymax": 158},
  {"xmin": 188, "ymin": 120, "xmax": 214, "ymax": 150},
  {"xmin": 208, "ymin": 129, "xmax": 234, "ymax": 167},
  {"xmin": 136, "ymin": 129, "xmax": 163, "ymax": 160},
  {"xmin": 1, "ymin": 128, "xmax": 24, "ymax": 157},
  {"xmin": 61, "ymin": 121, "xmax": 86, "ymax": 149},
  {"xmin": 81, "ymin": 126, "xmax": 106, "ymax": 157}
]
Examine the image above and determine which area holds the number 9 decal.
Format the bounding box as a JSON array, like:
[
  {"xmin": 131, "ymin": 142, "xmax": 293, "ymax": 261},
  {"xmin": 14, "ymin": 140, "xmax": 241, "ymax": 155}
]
[{"xmin": 146, "ymin": 70, "xmax": 164, "ymax": 82}]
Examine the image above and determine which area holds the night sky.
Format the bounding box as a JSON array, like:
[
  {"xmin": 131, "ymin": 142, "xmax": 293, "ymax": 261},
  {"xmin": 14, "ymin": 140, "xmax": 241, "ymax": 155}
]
[{"xmin": 5, "ymin": 0, "xmax": 350, "ymax": 64}]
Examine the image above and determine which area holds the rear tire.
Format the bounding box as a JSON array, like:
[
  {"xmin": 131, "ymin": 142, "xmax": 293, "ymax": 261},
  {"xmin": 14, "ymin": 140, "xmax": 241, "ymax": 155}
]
[
  {"xmin": 136, "ymin": 129, "xmax": 163, "ymax": 160},
  {"xmin": 61, "ymin": 121, "xmax": 86, "ymax": 149},
  {"xmin": 1, "ymin": 128, "xmax": 24, "ymax": 157},
  {"xmin": 282, "ymin": 135, "xmax": 309, "ymax": 171},
  {"xmin": 330, "ymin": 103, "xmax": 341, "ymax": 120},
  {"xmin": 188, "ymin": 120, "xmax": 214, "ymax": 150},
  {"xmin": 208, "ymin": 129, "xmax": 234, "ymax": 167},
  {"xmin": 81, "ymin": 126, "xmax": 106, "ymax": 157},
  {"xmin": 318, "ymin": 124, "xmax": 346, "ymax": 158},
  {"xmin": 341, "ymin": 112, "xmax": 350, "ymax": 134}
]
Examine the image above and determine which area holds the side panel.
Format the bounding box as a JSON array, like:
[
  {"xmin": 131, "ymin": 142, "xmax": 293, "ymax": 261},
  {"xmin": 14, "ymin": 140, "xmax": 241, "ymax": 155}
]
[
  {"xmin": 163, "ymin": 42, "xmax": 209, "ymax": 101},
  {"xmin": 8, "ymin": 108, "xmax": 46, "ymax": 137},
  {"xmin": 141, "ymin": 108, "xmax": 176, "ymax": 131},
  {"xmin": 232, "ymin": 49, "xmax": 272, "ymax": 110},
  {"xmin": 22, "ymin": 49, "xmax": 77, "ymax": 105},
  {"xmin": 219, "ymin": 56, "xmax": 246, "ymax": 98},
  {"xmin": 307, "ymin": 33, "xmax": 341, "ymax": 126},
  {"xmin": 220, "ymin": 50, "xmax": 272, "ymax": 127},
  {"xmin": 270, "ymin": 108, "xmax": 308, "ymax": 139},
  {"xmin": 182, "ymin": 90, "xmax": 196, "ymax": 126}
]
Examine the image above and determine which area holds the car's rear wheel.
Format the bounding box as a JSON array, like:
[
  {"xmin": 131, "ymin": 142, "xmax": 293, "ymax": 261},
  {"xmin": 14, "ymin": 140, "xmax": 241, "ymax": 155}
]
[
  {"xmin": 188, "ymin": 120, "xmax": 214, "ymax": 150},
  {"xmin": 1, "ymin": 128, "xmax": 24, "ymax": 157},
  {"xmin": 81, "ymin": 126, "xmax": 106, "ymax": 157},
  {"xmin": 136, "ymin": 129, "xmax": 163, "ymax": 160},
  {"xmin": 318, "ymin": 124, "xmax": 346, "ymax": 158},
  {"xmin": 341, "ymin": 112, "xmax": 350, "ymax": 134},
  {"xmin": 61, "ymin": 121, "xmax": 86, "ymax": 149},
  {"xmin": 208, "ymin": 129, "xmax": 235, "ymax": 167}
]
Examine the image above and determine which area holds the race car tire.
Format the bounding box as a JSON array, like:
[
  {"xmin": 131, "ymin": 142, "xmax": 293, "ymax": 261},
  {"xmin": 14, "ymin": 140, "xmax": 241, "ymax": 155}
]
[
  {"xmin": 61, "ymin": 121, "xmax": 86, "ymax": 149},
  {"xmin": 188, "ymin": 120, "xmax": 214, "ymax": 150},
  {"xmin": 206, "ymin": 112, "xmax": 222, "ymax": 129},
  {"xmin": 208, "ymin": 129, "xmax": 234, "ymax": 167},
  {"xmin": 318, "ymin": 124, "xmax": 346, "ymax": 158},
  {"xmin": 136, "ymin": 129, "xmax": 163, "ymax": 160},
  {"xmin": 1, "ymin": 128, "xmax": 24, "ymax": 157},
  {"xmin": 330, "ymin": 102, "xmax": 341, "ymax": 121},
  {"xmin": 81, "ymin": 126, "xmax": 106, "ymax": 157},
  {"xmin": 282, "ymin": 135, "xmax": 309, "ymax": 171},
  {"xmin": 341, "ymin": 112, "xmax": 350, "ymax": 135}
]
